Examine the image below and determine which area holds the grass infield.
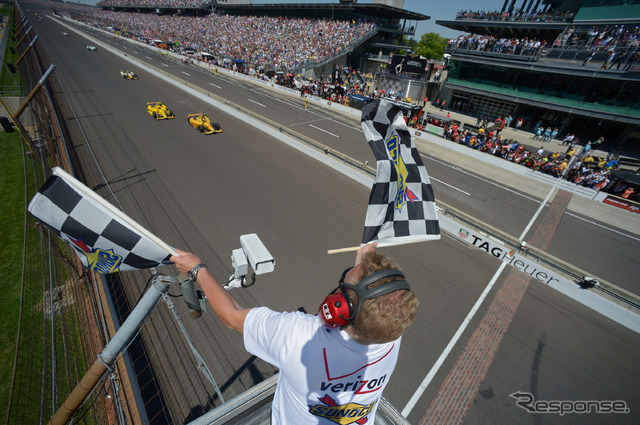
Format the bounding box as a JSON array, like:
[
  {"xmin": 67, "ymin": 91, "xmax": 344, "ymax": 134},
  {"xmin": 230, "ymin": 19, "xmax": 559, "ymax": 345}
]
[{"xmin": 0, "ymin": 130, "xmax": 26, "ymax": 422}]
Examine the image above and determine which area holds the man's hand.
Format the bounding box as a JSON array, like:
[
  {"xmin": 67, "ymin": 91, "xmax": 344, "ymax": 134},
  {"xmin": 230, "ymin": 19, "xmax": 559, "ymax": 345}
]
[
  {"xmin": 170, "ymin": 248, "xmax": 251, "ymax": 333},
  {"xmin": 355, "ymin": 242, "xmax": 377, "ymax": 267},
  {"xmin": 171, "ymin": 249, "xmax": 202, "ymax": 275}
]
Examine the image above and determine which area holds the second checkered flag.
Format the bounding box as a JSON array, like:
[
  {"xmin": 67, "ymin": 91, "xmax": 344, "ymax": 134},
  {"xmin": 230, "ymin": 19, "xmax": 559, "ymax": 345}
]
[{"xmin": 360, "ymin": 99, "xmax": 440, "ymax": 245}]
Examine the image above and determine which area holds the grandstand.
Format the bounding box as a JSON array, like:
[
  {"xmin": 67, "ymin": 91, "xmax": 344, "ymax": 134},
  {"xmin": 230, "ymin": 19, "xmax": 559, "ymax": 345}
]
[
  {"xmin": 93, "ymin": 0, "xmax": 429, "ymax": 76},
  {"xmin": 434, "ymin": 0, "xmax": 640, "ymax": 157}
]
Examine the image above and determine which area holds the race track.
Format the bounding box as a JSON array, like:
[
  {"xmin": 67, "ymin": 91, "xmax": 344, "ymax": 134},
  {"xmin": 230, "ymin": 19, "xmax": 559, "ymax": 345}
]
[{"xmin": 25, "ymin": 9, "xmax": 640, "ymax": 425}]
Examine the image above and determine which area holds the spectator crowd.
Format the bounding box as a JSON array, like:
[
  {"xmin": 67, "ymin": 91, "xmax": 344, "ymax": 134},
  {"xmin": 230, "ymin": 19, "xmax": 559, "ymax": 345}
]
[
  {"xmin": 447, "ymin": 34, "xmax": 546, "ymax": 57},
  {"xmin": 455, "ymin": 8, "xmax": 574, "ymax": 23},
  {"xmin": 68, "ymin": 7, "xmax": 376, "ymax": 73},
  {"xmin": 408, "ymin": 113, "xmax": 630, "ymax": 198},
  {"xmin": 98, "ymin": 0, "xmax": 204, "ymax": 7},
  {"xmin": 449, "ymin": 10, "xmax": 640, "ymax": 70},
  {"xmin": 552, "ymin": 24, "xmax": 640, "ymax": 52},
  {"xmin": 553, "ymin": 25, "xmax": 640, "ymax": 71}
]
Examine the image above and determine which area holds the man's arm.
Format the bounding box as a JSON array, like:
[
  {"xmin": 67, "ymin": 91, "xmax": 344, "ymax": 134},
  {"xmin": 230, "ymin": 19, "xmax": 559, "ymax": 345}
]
[{"xmin": 171, "ymin": 249, "xmax": 251, "ymax": 333}]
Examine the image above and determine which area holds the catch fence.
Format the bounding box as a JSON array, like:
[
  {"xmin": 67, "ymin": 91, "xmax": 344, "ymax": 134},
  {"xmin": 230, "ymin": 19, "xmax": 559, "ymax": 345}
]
[
  {"xmin": 5, "ymin": 4, "xmax": 146, "ymax": 424},
  {"xmin": 5, "ymin": 5, "xmax": 264, "ymax": 425}
]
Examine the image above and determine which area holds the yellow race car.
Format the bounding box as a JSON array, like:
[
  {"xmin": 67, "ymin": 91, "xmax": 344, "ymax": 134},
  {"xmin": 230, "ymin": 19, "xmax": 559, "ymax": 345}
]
[
  {"xmin": 121, "ymin": 70, "xmax": 138, "ymax": 80},
  {"xmin": 147, "ymin": 102, "xmax": 175, "ymax": 120},
  {"xmin": 187, "ymin": 113, "xmax": 222, "ymax": 134}
]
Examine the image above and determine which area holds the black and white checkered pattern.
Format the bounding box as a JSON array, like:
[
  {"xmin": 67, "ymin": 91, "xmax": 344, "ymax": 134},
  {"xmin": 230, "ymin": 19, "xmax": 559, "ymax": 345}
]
[
  {"xmin": 361, "ymin": 99, "xmax": 440, "ymax": 244},
  {"xmin": 28, "ymin": 170, "xmax": 172, "ymax": 273}
]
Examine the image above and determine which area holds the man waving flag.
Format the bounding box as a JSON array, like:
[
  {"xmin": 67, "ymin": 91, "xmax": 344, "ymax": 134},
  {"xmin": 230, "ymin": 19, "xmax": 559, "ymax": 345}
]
[
  {"xmin": 28, "ymin": 167, "xmax": 174, "ymax": 273},
  {"xmin": 361, "ymin": 99, "xmax": 440, "ymax": 245}
]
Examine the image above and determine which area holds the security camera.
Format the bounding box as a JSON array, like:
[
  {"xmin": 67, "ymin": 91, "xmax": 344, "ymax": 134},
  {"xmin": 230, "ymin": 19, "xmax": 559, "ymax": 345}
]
[
  {"xmin": 225, "ymin": 234, "xmax": 275, "ymax": 289},
  {"xmin": 231, "ymin": 248, "xmax": 248, "ymax": 279},
  {"xmin": 241, "ymin": 233, "xmax": 275, "ymax": 275}
]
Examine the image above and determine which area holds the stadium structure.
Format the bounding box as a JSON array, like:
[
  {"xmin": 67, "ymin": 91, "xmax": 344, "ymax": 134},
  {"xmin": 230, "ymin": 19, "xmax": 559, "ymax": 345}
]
[
  {"xmin": 94, "ymin": 0, "xmax": 435, "ymax": 117},
  {"xmin": 435, "ymin": 0, "xmax": 640, "ymax": 157}
]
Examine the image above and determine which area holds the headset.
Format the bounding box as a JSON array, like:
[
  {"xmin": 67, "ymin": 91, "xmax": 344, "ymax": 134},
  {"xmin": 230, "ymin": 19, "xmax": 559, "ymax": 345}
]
[{"xmin": 319, "ymin": 267, "xmax": 411, "ymax": 329}]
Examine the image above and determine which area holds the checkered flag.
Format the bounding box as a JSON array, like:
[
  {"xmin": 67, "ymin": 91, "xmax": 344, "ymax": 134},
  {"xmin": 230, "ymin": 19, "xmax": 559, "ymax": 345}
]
[
  {"xmin": 28, "ymin": 167, "xmax": 174, "ymax": 273},
  {"xmin": 361, "ymin": 99, "xmax": 440, "ymax": 245}
]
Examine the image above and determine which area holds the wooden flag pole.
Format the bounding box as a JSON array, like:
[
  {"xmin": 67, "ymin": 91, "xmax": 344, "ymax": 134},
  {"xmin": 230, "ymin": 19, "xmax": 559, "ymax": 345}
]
[
  {"xmin": 327, "ymin": 239, "xmax": 429, "ymax": 254},
  {"xmin": 327, "ymin": 246, "xmax": 361, "ymax": 254}
]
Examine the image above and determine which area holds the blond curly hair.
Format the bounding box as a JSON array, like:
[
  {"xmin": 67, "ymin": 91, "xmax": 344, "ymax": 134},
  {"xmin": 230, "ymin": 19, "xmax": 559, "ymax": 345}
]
[{"xmin": 346, "ymin": 252, "xmax": 419, "ymax": 345}]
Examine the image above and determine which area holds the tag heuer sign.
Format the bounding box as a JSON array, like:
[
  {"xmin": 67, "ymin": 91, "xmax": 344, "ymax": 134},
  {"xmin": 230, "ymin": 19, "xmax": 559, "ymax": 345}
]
[{"xmin": 459, "ymin": 228, "xmax": 469, "ymax": 238}]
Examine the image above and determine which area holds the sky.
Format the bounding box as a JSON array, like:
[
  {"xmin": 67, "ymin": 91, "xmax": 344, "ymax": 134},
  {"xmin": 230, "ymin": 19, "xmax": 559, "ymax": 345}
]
[{"xmin": 78, "ymin": 0, "xmax": 510, "ymax": 39}]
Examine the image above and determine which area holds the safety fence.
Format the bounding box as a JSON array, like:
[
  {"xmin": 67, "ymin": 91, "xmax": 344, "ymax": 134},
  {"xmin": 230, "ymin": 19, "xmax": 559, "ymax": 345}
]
[
  {"xmin": 5, "ymin": 5, "xmax": 264, "ymax": 425},
  {"xmin": 5, "ymin": 4, "xmax": 136, "ymax": 424}
]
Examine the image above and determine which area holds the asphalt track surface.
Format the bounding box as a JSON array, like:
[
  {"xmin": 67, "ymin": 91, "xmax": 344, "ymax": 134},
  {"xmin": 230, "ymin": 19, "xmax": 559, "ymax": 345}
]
[{"xmin": 26, "ymin": 9, "xmax": 640, "ymax": 425}]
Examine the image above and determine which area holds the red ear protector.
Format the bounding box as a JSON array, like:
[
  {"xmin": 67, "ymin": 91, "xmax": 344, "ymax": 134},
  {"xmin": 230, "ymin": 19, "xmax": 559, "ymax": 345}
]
[{"xmin": 319, "ymin": 267, "xmax": 410, "ymax": 329}]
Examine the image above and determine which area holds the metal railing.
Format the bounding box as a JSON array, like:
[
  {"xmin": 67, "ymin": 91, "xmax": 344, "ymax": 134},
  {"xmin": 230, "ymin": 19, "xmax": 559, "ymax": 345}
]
[{"xmin": 186, "ymin": 374, "xmax": 412, "ymax": 425}]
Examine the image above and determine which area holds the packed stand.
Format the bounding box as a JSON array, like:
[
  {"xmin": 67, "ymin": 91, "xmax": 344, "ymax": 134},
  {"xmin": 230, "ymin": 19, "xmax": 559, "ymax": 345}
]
[
  {"xmin": 69, "ymin": 9, "xmax": 375, "ymax": 72},
  {"xmin": 552, "ymin": 24, "xmax": 640, "ymax": 51},
  {"xmin": 552, "ymin": 25, "xmax": 640, "ymax": 70},
  {"xmin": 97, "ymin": 0, "xmax": 204, "ymax": 8},
  {"xmin": 447, "ymin": 34, "xmax": 546, "ymax": 57},
  {"xmin": 455, "ymin": 8, "xmax": 574, "ymax": 23}
]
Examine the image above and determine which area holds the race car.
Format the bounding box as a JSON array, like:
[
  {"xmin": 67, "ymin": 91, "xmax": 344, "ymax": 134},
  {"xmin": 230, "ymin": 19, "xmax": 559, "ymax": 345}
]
[
  {"xmin": 61, "ymin": 32, "xmax": 69, "ymax": 36},
  {"xmin": 86, "ymin": 45, "xmax": 97, "ymax": 51},
  {"xmin": 187, "ymin": 113, "xmax": 222, "ymax": 134},
  {"xmin": 147, "ymin": 102, "xmax": 175, "ymax": 120},
  {"xmin": 120, "ymin": 70, "xmax": 138, "ymax": 80}
]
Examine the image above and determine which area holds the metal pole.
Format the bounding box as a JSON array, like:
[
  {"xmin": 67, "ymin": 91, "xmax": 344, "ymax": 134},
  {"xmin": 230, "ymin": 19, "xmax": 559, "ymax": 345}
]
[
  {"xmin": 16, "ymin": 26, "xmax": 31, "ymax": 47},
  {"xmin": 15, "ymin": 18, "xmax": 28, "ymax": 36},
  {"xmin": 13, "ymin": 61, "xmax": 52, "ymax": 119},
  {"xmin": 15, "ymin": 34, "xmax": 38, "ymax": 66},
  {"xmin": 47, "ymin": 274, "xmax": 174, "ymax": 425},
  {"xmin": 533, "ymin": 0, "xmax": 542, "ymax": 13}
]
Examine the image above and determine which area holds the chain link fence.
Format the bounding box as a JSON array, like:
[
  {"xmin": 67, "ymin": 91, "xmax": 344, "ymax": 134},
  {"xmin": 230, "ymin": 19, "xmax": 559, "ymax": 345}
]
[
  {"xmin": 5, "ymin": 4, "xmax": 273, "ymax": 424},
  {"xmin": 5, "ymin": 4, "xmax": 141, "ymax": 424}
]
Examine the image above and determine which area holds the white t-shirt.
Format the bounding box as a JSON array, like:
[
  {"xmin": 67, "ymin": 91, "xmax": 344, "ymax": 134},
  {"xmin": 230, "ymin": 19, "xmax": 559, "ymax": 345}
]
[{"xmin": 244, "ymin": 307, "xmax": 401, "ymax": 424}]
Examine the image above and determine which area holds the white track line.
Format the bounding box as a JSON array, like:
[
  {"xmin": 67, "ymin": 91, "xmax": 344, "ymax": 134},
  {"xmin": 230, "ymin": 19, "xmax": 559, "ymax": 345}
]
[
  {"xmin": 310, "ymin": 124, "xmax": 339, "ymax": 138},
  {"xmin": 248, "ymin": 98, "xmax": 266, "ymax": 108}
]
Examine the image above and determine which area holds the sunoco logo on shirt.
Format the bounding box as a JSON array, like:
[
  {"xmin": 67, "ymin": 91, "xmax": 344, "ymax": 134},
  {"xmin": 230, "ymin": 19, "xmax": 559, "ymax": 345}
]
[{"xmin": 308, "ymin": 395, "xmax": 376, "ymax": 424}]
